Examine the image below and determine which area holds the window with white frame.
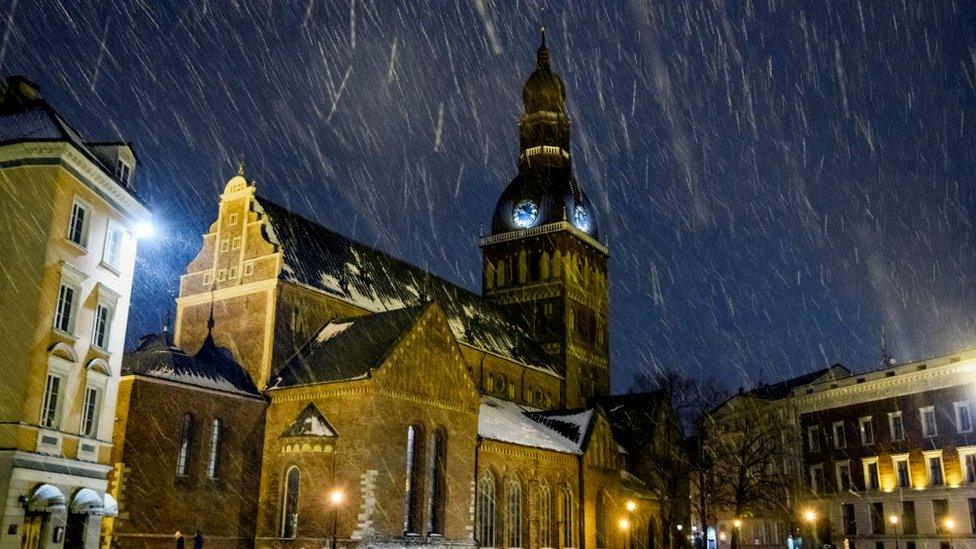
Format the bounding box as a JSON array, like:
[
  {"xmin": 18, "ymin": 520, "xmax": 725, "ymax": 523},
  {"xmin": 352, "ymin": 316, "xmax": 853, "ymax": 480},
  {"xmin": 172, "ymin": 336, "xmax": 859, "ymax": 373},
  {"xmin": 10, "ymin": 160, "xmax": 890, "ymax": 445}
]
[
  {"xmin": 833, "ymin": 421, "xmax": 846, "ymax": 448},
  {"xmin": 958, "ymin": 447, "xmax": 976, "ymax": 484},
  {"xmin": 859, "ymin": 416, "xmax": 874, "ymax": 445},
  {"xmin": 40, "ymin": 372, "xmax": 65, "ymax": 429},
  {"xmin": 220, "ymin": 239, "xmax": 229, "ymax": 252},
  {"xmin": 955, "ymin": 402, "xmax": 973, "ymax": 433},
  {"xmin": 92, "ymin": 302, "xmax": 113, "ymax": 350},
  {"xmin": 228, "ymin": 213, "xmax": 238, "ymax": 225},
  {"xmin": 67, "ymin": 198, "xmax": 91, "ymax": 247},
  {"xmin": 116, "ymin": 161, "xmax": 131, "ymax": 185},
  {"xmin": 207, "ymin": 418, "xmax": 221, "ymax": 479},
  {"xmin": 888, "ymin": 412, "xmax": 904, "ymax": 442},
  {"xmin": 924, "ymin": 451, "xmax": 945, "ymax": 486},
  {"xmin": 920, "ymin": 406, "xmax": 938, "ymax": 437},
  {"xmin": 102, "ymin": 222, "xmax": 124, "ymax": 271},
  {"xmin": 892, "ymin": 454, "xmax": 911, "ymax": 488},
  {"xmin": 836, "ymin": 461, "xmax": 852, "ymax": 491},
  {"xmin": 809, "ymin": 464, "xmax": 825, "ymax": 493},
  {"xmin": 80, "ymin": 385, "xmax": 101, "ymax": 438},
  {"xmin": 203, "ymin": 271, "xmax": 213, "ymax": 285},
  {"xmin": 232, "ymin": 236, "xmax": 241, "ymax": 249},
  {"xmin": 862, "ymin": 458, "xmax": 880, "ymax": 491},
  {"xmin": 807, "ymin": 425, "xmax": 821, "ymax": 453},
  {"xmin": 243, "ymin": 262, "xmax": 254, "ymax": 277},
  {"xmin": 54, "ymin": 263, "xmax": 86, "ymax": 335}
]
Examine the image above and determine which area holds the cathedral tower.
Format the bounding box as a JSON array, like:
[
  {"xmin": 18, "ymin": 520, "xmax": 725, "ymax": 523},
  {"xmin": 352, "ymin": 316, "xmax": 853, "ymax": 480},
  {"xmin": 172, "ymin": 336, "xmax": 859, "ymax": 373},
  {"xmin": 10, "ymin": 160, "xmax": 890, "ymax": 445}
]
[{"xmin": 481, "ymin": 31, "xmax": 609, "ymax": 408}]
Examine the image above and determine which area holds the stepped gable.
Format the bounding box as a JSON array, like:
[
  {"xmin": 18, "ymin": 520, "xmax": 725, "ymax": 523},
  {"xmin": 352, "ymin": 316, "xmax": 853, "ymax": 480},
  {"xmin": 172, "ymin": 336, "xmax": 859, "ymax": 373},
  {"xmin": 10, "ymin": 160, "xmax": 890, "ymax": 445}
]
[
  {"xmin": 280, "ymin": 403, "xmax": 338, "ymax": 438},
  {"xmin": 253, "ymin": 197, "xmax": 556, "ymax": 375},
  {"xmin": 122, "ymin": 332, "xmax": 260, "ymax": 396},
  {"xmin": 271, "ymin": 305, "xmax": 425, "ymax": 388}
]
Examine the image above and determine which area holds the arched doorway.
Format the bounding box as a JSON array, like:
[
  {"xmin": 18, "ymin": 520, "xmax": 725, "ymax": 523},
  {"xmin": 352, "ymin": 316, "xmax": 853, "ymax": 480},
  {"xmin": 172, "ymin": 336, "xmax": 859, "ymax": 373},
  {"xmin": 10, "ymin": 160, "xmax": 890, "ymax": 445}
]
[
  {"xmin": 22, "ymin": 484, "xmax": 66, "ymax": 549},
  {"xmin": 65, "ymin": 489, "xmax": 103, "ymax": 548},
  {"xmin": 647, "ymin": 517, "xmax": 658, "ymax": 549}
]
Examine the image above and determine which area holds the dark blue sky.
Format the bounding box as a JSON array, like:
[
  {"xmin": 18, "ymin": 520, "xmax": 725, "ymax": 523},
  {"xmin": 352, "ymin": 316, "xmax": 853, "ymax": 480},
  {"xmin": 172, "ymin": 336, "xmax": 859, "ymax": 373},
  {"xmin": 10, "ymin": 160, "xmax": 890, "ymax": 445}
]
[{"xmin": 6, "ymin": 1, "xmax": 976, "ymax": 392}]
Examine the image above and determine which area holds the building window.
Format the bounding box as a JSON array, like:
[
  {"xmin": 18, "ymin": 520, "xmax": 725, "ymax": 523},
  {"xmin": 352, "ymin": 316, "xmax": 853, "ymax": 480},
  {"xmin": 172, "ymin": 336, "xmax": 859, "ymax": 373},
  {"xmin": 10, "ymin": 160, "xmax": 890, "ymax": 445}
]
[
  {"xmin": 80, "ymin": 385, "xmax": 101, "ymax": 438},
  {"xmin": 933, "ymin": 500, "xmax": 949, "ymax": 534},
  {"xmin": 859, "ymin": 416, "xmax": 874, "ymax": 445},
  {"xmin": 229, "ymin": 213, "xmax": 238, "ymax": 225},
  {"xmin": 926, "ymin": 452, "xmax": 945, "ymax": 486},
  {"xmin": 902, "ymin": 501, "xmax": 917, "ymax": 534},
  {"xmin": 92, "ymin": 301, "xmax": 114, "ymax": 350},
  {"xmin": 427, "ymin": 428, "xmax": 447, "ymax": 535},
  {"xmin": 40, "ymin": 373, "xmax": 65, "ymax": 429},
  {"xmin": 229, "ymin": 266, "xmax": 238, "ymax": 279},
  {"xmin": 116, "ymin": 161, "xmax": 131, "ymax": 185},
  {"xmin": 207, "ymin": 418, "xmax": 221, "ymax": 479},
  {"xmin": 920, "ymin": 406, "xmax": 938, "ymax": 437},
  {"xmin": 595, "ymin": 491, "xmax": 608, "ymax": 549},
  {"xmin": 863, "ymin": 458, "xmax": 880, "ymax": 491},
  {"xmin": 893, "ymin": 455, "xmax": 912, "ymax": 488},
  {"xmin": 888, "ymin": 412, "xmax": 904, "ymax": 441},
  {"xmin": 506, "ymin": 479, "xmax": 523, "ymax": 548},
  {"xmin": 403, "ymin": 425, "xmax": 424, "ymax": 534},
  {"xmin": 807, "ymin": 425, "xmax": 821, "ymax": 453},
  {"xmin": 833, "ymin": 421, "xmax": 846, "ymax": 448},
  {"xmin": 478, "ymin": 475, "xmax": 497, "ymax": 546},
  {"xmin": 102, "ymin": 222, "xmax": 124, "ymax": 270},
  {"xmin": 232, "ymin": 236, "xmax": 241, "ymax": 249},
  {"xmin": 220, "ymin": 239, "xmax": 230, "ymax": 252},
  {"xmin": 809, "ymin": 464, "xmax": 825, "ymax": 493},
  {"xmin": 960, "ymin": 448, "xmax": 976, "ymax": 484},
  {"xmin": 67, "ymin": 198, "xmax": 90, "ymax": 247},
  {"xmin": 562, "ymin": 486, "xmax": 576, "ymax": 548},
  {"xmin": 968, "ymin": 498, "xmax": 976, "ymax": 534},
  {"xmin": 538, "ymin": 485, "xmax": 553, "ymax": 548},
  {"xmin": 203, "ymin": 271, "xmax": 213, "ymax": 285},
  {"xmin": 243, "ymin": 262, "xmax": 254, "ymax": 277},
  {"xmin": 54, "ymin": 281, "xmax": 79, "ymax": 334},
  {"xmin": 842, "ymin": 503, "xmax": 856, "ymax": 535},
  {"xmin": 836, "ymin": 462, "xmax": 852, "ymax": 491},
  {"xmin": 281, "ymin": 466, "xmax": 300, "ymax": 538},
  {"xmin": 870, "ymin": 502, "xmax": 885, "ymax": 535},
  {"xmin": 955, "ymin": 402, "xmax": 973, "ymax": 433},
  {"xmin": 176, "ymin": 413, "xmax": 193, "ymax": 476},
  {"xmin": 217, "ymin": 269, "xmax": 227, "ymax": 282}
]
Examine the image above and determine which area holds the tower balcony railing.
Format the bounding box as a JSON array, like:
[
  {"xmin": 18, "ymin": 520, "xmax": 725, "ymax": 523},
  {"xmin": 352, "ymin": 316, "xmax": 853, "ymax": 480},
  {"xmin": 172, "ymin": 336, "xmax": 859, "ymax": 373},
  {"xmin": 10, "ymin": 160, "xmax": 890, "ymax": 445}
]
[{"xmin": 479, "ymin": 221, "xmax": 608, "ymax": 254}]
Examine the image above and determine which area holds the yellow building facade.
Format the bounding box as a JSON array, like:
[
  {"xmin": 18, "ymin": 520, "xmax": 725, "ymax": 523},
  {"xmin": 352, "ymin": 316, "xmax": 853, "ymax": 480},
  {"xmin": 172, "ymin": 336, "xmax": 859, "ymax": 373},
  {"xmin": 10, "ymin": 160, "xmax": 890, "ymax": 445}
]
[{"xmin": 0, "ymin": 76, "xmax": 148, "ymax": 549}]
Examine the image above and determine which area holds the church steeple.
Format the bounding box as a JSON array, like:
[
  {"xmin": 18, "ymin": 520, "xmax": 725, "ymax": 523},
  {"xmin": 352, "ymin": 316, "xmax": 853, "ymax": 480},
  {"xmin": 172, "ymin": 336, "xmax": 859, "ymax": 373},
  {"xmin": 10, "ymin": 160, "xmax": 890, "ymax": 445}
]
[{"xmin": 519, "ymin": 29, "xmax": 570, "ymax": 170}]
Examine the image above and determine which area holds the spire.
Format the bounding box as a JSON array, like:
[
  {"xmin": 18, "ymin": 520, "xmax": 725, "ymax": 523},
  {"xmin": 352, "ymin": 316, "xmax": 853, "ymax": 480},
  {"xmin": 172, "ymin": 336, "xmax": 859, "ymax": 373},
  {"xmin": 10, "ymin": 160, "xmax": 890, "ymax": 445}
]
[
  {"xmin": 537, "ymin": 27, "xmax": 551, "ymax": 69},
  {"xmin": 207, "ymin": 284, "xmax": 216, "ymax": 336},
  {"xmin": 237, "ymin": 154, "xmax": 245, "ymax": 177}
]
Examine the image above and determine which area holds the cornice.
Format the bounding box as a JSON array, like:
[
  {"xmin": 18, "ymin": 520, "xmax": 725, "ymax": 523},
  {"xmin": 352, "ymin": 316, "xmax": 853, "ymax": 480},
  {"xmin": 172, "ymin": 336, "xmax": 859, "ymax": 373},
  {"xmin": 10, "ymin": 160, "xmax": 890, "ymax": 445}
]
[{"xmin": 479, "ymin": 439, "xmax": 578, "ymax": 463}]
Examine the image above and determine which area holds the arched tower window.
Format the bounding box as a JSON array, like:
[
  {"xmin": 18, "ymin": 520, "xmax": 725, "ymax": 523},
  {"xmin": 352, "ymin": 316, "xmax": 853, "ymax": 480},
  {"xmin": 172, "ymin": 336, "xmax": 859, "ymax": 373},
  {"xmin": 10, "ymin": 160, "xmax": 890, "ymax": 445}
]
[
  {"xmin": 176, "ymin": 413, "xmax": 193, "ymax": 476},
  {"xmin": 538, "ymin": 484, "xmax": 553, "ymax": 548},
  {"xmin": 561, "ymin": 486, "xmax": 576, "ymax": 548},
  {"xmin": 506, "ymin": 479, "xmax": 523, "ymax": 548},
  {"xmin": 403, "ymin": 424, "xmax": 425, "ymax": 534},
  {"xmin": 207, "ymin": 418, "xmax": 222, "ymax": 479},
  {"xmin": 478, "ymin": 474, "xmax": 497, "ymax": 547},
  {"xmin": 427, "ymin": 427, "xmax": 448, "ymax": 535},
  {"xmin": 281, "ymin": 466, "xmax": 300, "ymax": 538}
]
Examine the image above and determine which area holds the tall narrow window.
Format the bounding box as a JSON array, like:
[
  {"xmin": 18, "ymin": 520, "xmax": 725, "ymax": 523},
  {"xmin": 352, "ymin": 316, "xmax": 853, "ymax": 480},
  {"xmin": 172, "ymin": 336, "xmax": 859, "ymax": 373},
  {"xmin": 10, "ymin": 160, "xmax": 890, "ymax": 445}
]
[
  {"xmin": 859, "ymin": 416, "xmax": 874, "ymax": 445},
  {"xmin": 80, "ymin": 386, "xmax": 100, "ymax": 437},
  {"xmin": 894, "ymin": 456, "xmax": 911, "ymax": 488},
  {"xmin": 506, "ymin": 479, "xmax": 523, "ymax": 548},
  {"xmin": 956, "ymin": 402, "xmax": 973, "ymax": 433},
  {"xmin": 54, "ymin": 283, "xmax": 77, "ymax": 334},
  {"xmin": 889, "ymin": 412, "xmax": 904, "ymax": 441},
  {"xmin": 870, "ymin": 502, "xmax": 884, "ymax": 535},
  {"xmin": 934, "ymin": 500, "xmax": 949, "ymax": 534},
  {"xmin": 596, "ymin": 491, "xmax": 608, "ymax": 548},
  {"xmin": 478, "ymin": 475, "xmax": 496, "ymax": 547},
  {"xmin": 902, "ymin": 501, "xmax": 916, "ymax": 534},
  {"xmin": 102, "ymin": 223, "xmax": 124, "ymax": 270},
  {"xmin": 863, "ymin": 460, "xmax": 880, "ymax": 490},
  {"xmin": 562, "ymin": 486, "xmax": 575, "ymax": 548},
  {"xmin": 927, "ymin": 454, "xmax": 945, "ymax": 486},
  {"xmin": 176, "ymin": 413, "xmax": 193, "ymax": 476},
  {"xmin": 807, "ymin": 425, "xmax": 821, "ymax": 452},
  {"xmin": 281, "ymin": 467, "xmax": 300, "ymax": 538},
  {"xmin": 920, "ymin": 406, "xmax": 938, "ymax": 437},
  {"xmin": 833, "ymin": 422, "xmax": 846, "ymax": 448},
  {"xmin": 67, "ymin": 199, "xmax": 90, "ymax": 247},
  {"xmin": 538, "ymin": 485, "xmax": 553, "ymax": 548},
  {"xmin": 403, "ymin": 425, "xmax": 424, "ymax": 534},
  {"xmin": 207, "ymin": 419, "xmax": 222, "ymax": 479},
  {"xmin": 40, "ymin": 374, "xmax": 64, "ymax": 429},
  {"xmin": 92, "ymin": 302, "xmax": 113, "ymax": 349},
  {"xmin": 427, "ymin": 428, "xmax": 447, "ymax": 535},
  {"xmin": 963, "ymin": 452, "xmax": 976, "ymax": 484}
]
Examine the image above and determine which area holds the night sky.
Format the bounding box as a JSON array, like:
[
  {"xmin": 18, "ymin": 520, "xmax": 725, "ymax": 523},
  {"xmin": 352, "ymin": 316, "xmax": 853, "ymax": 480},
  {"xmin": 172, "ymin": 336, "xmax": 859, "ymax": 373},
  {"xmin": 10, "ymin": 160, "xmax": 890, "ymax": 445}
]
[{"xmin": 6, "ymin": 1, "xmax": 976, "ymax": 392}]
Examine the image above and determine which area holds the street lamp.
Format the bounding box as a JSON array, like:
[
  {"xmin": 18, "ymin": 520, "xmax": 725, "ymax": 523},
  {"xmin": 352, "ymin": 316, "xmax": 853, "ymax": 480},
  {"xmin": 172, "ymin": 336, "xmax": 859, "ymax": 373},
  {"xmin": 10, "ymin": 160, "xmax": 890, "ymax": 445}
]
[
  {"xmin": 888, "ymin": 514, "xmax": 899, "ymax": 549},
  {"xmin": 329, "ymin": 489, "xmax": 344, "ymax": 549},
  {"xmin": 803, "ymin": 510, "xmax": 816, "ymax": 549},
  {"xmin": 944, "ymin": 517, "xmax": 955, "ymax": 549},
  {"xmin": 732, "ymin": 519, "xmax": 742, "ymax": 549},
  {"xmin": 626, "ymin": 500, "xmax": 637, "ymax": 512}
]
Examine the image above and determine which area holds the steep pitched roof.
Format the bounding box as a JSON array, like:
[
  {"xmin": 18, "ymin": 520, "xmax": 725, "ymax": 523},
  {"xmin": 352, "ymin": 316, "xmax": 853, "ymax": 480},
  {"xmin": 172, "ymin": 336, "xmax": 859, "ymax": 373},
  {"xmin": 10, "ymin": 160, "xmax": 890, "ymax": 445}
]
[
  {"xmin": 280, "ymin": 403, "xmax": 338, "ymax": 437},
  {"xmin": 478, "ymin": 396, "xmax": 593, "ymax": 454},
  {"xmin": 271, "ymin": 305, "xmax": 425, "ymax": 388},
  {"xmin": 122, "ymin": 333, "xmax": 261, "ymax": 397},
  {"xmin": 253, "ymin": 197, "xmax": 556, "ymax": 376},
  {"xmin": 594, "ymin": 391, "xmax": 671, "ymax": 452},
  {"xmin": 748, "ymin": 363, "xmax": 851, "ymax": 400}
]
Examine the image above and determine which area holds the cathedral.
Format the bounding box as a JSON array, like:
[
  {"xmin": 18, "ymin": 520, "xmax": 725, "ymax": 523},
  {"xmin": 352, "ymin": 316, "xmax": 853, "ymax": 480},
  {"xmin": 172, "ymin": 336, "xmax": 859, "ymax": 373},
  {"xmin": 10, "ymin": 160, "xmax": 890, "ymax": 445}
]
[{"xmin": 107, "ymin": 33, "xmax": 686, "ymax": 549}]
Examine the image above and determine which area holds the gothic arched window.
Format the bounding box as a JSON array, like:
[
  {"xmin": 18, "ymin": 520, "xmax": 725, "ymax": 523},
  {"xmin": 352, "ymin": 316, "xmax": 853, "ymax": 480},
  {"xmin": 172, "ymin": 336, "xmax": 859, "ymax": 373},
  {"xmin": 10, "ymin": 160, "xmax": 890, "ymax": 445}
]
[
  {"xmin": 427, "ymin": 428, "xmax": 447, "ymax": 535},
  {"xmin": 538, "ymin": 484, "xmax": 553, "ymax": 548},
  {"xmin": 281, "ymin": 466, "xmax": 300, "ymax": 538},
  {"xmin": 596, "ymin": 491, "xmax": 608, "ymax": 548},
  {"xmin": 506, "ymin": 479, "xmax": 523, "ymax": 548},
  {"xmin": 562, "ymin": 486, "xmax": 576, "ymax": 548},
  {"xmin": 478, "ymin": 474, "xmax": 497, "ymax": 547},
  {"xmin": 403, "ymin": 424, "xmax": 425, "ymax": 534},
  {"xmin": 206, "ymin": 418, "xmax": 222, "ymax": 479},
  {"xmin": 176, "ymin": 413, "xmax": 193, "ymax": 476}
]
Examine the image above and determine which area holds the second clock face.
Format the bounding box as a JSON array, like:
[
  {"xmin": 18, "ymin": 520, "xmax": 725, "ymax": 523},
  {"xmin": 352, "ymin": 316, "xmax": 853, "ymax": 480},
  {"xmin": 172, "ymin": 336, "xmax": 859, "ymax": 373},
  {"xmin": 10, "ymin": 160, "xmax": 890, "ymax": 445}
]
[
  {"xmin": 573, "ymin": 204, "xmax": 591, "ymax": 232},
  {"xmin": 513, "ymin": 199, "xmax": 539, "ymax": 228}
]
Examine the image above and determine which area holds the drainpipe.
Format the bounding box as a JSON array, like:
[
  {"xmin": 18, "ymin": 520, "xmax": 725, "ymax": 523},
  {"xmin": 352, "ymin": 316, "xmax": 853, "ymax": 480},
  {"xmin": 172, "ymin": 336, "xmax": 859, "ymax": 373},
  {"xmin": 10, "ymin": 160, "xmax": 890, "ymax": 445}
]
[{"xmin": 578, "ymin": 453, "xmax": 586, "ymax": 549}]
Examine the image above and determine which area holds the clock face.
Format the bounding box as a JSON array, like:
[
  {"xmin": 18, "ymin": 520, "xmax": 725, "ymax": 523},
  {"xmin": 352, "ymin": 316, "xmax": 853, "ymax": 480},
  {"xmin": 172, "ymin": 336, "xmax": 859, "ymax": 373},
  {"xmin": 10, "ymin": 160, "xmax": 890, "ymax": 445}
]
[
  {"xmin": 512, "ymin": 200, "xmax": 539, "ymax": 228},
  {"xmin": 573, "ymin": 204, "xmax": 591, "ymax": 232}
]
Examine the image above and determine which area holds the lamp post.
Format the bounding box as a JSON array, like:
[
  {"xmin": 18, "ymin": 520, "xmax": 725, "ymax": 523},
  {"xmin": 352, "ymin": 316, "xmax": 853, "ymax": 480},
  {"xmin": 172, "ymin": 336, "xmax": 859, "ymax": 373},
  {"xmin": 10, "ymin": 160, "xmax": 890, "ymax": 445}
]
[
  {"xmin": 943, "ymin": 517, "xmax": 955, "ymax": 549},
  {"xmin": 619, "ymin": 517, "xmax": 632, "ymax": 549},
  {"xmin": 732, "ymin": 519, "xmax": 742, "ymax": 549},
  {"xmin": 329, "ymin": 489, "xmax": 344, "ymax": 549},
  {"xmin": 888, "ymin": 514, "xmax": 899, "ymax": 549},
  {"xmin": 802, "ymin": 510, "xmax": 816, "ymax": 549}
]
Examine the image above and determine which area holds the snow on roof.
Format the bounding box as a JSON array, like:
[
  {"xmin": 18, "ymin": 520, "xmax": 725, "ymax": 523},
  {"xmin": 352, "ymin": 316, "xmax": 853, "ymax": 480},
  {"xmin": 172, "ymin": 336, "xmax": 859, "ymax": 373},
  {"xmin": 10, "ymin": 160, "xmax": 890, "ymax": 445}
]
[
  {"xmin": 254, "ymin": 197, "xmax": 557, "ymax": 376},
  {"xmin": 478, "ymin": 396, "xmax": 592, "ymax": 454},
  {"xmin": 281, "ymin": 403, "xmax": 338, "ymax": 437}
]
